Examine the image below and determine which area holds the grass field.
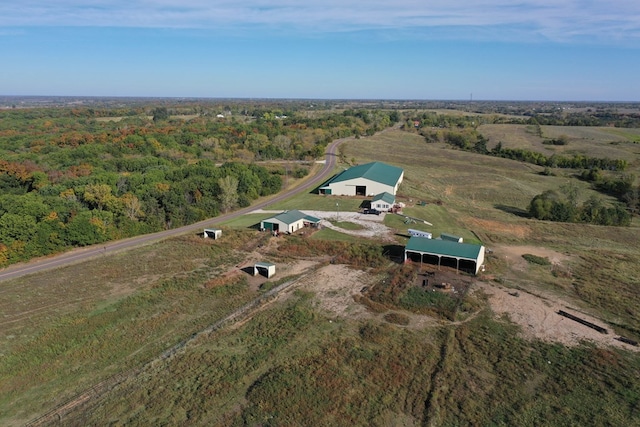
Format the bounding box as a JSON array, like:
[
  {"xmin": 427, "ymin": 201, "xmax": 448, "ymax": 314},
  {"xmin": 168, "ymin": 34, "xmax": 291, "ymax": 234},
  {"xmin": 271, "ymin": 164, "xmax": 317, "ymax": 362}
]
[
  {"xmin": 479, "ymin": 124, "xmax": 640, "ymax": 166},
  {"xmin": 2, "ymin": 121, "xmax": 640, "ymax": 426}
]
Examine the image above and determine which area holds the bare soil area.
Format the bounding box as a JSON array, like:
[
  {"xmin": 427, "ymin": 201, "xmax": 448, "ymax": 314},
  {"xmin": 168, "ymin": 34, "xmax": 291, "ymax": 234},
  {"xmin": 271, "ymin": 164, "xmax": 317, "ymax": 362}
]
[
  {"xmin": 474, "ymin": 281, "xmax": 637, "ymax": 352},
  {"xmin": 491, "ymin": 244, "xmax": 571, "ymax": 272},
  {"xmin": 286, "ymin": 256, "xmax": 636, "ymax": 352},
  {"xmin": 242, "ymin": 215, "xmax": 637, "ymax": 352}
]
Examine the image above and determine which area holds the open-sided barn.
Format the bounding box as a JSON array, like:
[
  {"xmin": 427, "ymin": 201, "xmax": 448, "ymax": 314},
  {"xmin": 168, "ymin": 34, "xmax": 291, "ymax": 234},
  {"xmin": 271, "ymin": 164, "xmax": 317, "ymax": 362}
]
[
  {"xmin": 404, "ymin": 236, "xmax": 485, "ymax": 275},
  {"xmin": 318, "ymin": 162, "xmax": 404, "ymax": 196}
]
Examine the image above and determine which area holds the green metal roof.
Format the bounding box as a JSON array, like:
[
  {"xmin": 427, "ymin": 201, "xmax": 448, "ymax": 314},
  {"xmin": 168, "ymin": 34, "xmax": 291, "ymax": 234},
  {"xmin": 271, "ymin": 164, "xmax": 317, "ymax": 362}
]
[
  {"xmin": 266, "ymin": 210, "xmax": 321, "ymax": 225},
  {"xmin": 328, "ymin": 162, "xmax": 403, "ymax": 187},
  {"xmin": 405, "ymin": 236, "xmax": 483, "ymax": 260},
  {"xmin": 439, "ymin": 233, "xmax": 462, "ymax": 242},
  {"xmin": 372, "ymin": 192, "xmax": 395, "ymax": 204}
]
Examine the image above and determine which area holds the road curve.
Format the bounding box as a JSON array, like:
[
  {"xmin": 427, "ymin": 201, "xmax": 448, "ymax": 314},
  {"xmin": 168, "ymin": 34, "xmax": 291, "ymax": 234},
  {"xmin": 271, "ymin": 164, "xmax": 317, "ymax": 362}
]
[{"xmin": 0, "ymin": 136, "xmax": 346, "ymax": 282}]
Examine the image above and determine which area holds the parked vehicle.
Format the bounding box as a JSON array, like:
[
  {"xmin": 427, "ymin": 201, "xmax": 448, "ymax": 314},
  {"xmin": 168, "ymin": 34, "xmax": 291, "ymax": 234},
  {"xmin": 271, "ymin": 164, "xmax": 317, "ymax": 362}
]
[{"xmin": 363, "ymin": 208, "xmax": 381, "ymax": 215}]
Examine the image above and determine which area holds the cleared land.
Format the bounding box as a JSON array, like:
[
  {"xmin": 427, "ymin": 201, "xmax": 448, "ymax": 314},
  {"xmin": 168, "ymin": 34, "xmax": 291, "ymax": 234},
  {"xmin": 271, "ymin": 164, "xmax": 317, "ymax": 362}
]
[
  {"xmin": 2, "ymin": 126, "xmax": 640, "ymax": 426},
  {"xmin": 479, "ymin": 123, "xmax": 640, "ymax": 162}
]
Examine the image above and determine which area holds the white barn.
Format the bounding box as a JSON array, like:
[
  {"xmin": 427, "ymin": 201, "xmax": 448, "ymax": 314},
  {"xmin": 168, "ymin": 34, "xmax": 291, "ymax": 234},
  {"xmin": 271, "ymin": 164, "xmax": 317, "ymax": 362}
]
[{"xmin": 319, "ymin": 162, "xmax": 404, "ymax": 196}]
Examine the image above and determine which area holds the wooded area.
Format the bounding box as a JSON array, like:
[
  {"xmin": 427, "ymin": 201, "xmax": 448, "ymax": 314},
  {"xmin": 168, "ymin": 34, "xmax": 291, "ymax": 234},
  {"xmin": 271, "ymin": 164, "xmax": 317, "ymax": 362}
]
[{"xmin": 0, "ymin": 100, "xmax": 395, "ymax": 266}]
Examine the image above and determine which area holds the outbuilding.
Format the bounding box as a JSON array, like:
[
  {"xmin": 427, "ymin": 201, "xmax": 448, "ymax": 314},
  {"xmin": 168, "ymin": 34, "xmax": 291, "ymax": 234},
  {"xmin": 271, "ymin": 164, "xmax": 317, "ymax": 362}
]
[
  {"xmin": 404, "ymin": 236, "xmax": 485, "ymax": 275},
  {"xmin": 318, "ymin": 161, "xmax": 404, "ymax": 196},
  {"xmin": 439, "ymin": 233, "xmax": 463, "ymax": 243},
  {"xmin": 260, "ymin": 210, "xmax": 321, "ymax": 234},
  {"xmin": 371, "ymin": 192, "xmax": 396, "ymax": 212},
  {"xmin": 254, "ymin": 262, "xmax": 276, "ymax": 278},
  {"xmin": 203, "ymin": 228, "xmax": 222, "ymax": 239}
]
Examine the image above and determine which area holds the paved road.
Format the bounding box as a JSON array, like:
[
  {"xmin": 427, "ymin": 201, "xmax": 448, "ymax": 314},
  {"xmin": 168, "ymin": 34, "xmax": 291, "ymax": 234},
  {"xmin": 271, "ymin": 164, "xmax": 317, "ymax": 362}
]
[{"xmin": 0, "ymin": 136, "xmax": 345, "ymax": 282}]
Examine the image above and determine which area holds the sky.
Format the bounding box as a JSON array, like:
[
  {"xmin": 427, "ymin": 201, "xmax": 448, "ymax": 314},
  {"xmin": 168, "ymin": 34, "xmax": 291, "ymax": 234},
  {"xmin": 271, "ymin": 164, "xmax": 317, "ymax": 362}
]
[{"xmin": 1, "ymin": 1, "xmax": 639, "ymax": 101}]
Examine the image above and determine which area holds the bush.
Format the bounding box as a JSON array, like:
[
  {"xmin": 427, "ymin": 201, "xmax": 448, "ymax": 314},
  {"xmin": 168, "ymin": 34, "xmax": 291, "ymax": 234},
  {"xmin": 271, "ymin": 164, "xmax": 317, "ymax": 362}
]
[
  {"xmin": 522, "ymin": 253, "xmax": 551, "ymax": 265},
  {"xmin": 383, "ymin": 312, "xmax": 410, "ymax": 326}
]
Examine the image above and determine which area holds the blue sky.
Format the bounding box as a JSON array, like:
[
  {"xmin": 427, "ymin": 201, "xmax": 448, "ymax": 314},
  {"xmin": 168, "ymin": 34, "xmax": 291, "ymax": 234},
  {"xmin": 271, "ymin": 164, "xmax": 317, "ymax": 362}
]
[{"xmin": 1, "ymin": 1, "xmax": 639, "ymax": 101}]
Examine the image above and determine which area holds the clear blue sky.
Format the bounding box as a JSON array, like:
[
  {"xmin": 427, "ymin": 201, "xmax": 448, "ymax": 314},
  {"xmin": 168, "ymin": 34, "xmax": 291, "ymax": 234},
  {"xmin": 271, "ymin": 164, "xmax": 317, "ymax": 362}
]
[{"xmin": 1, "ymin": 1, "xmax": 639, "ymax": 101}]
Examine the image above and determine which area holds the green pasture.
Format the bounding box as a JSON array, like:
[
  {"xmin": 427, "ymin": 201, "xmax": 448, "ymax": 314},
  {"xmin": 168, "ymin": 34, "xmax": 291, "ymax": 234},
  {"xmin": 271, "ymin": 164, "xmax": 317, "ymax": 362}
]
[{"xmin": 479, "ymin": 124, "xmax": 640, "ymax": 166}]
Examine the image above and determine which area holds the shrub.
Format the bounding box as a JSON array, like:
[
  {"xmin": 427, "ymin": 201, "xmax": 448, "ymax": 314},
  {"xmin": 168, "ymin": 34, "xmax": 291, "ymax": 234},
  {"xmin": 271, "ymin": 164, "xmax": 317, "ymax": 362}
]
[
  {"xmin": 383, "ymin": 312, "xmax": 410, "ymax": 326},
  {"xmin": 522, "ymin": 253, "xmax": 551, "ymax": 265}
]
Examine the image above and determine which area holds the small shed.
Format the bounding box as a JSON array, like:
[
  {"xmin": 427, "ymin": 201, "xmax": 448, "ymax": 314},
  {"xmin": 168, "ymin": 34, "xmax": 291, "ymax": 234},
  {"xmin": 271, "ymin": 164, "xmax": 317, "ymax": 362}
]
[
  {"xmin": 203, "ymin": 228, "xmax": 222, "ymax": 239},
  {"xmin": 439, "ymin": 233, "xmax": 463, "ymax": 243},
  {"xmin": 254, "ymin": 262, "xmax": 276, "ymax": 278}
]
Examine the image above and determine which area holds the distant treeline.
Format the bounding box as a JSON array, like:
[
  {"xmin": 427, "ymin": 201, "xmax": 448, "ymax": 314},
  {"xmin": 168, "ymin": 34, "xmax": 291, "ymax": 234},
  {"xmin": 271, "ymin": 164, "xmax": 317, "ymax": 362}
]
[
  {"xmin": 423, "ymin": 127, "xmax": 629, "ymax": 171},
  {"xmin": 406, "ymin": 105, "xmax": 640, "ymax": 128}
]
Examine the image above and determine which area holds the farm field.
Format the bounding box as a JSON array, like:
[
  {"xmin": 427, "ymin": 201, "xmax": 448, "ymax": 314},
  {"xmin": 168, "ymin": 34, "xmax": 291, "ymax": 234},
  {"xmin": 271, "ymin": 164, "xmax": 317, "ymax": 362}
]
[
  {"xmin": 2, "ymin": 121, "xmax": 640, "ymax": 426},
  {"xmin": 479, "ymin": 123, "xmax": 640, "ymax": 163}
]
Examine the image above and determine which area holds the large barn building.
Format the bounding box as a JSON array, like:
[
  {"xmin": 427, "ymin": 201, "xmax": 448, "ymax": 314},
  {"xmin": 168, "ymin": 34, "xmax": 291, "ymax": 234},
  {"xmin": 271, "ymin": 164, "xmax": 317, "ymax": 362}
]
[
  {"xmin": 404, "ymin": 236, "xmax": 485, "ymax": 275},
  {"xmin": 319, "ymin": 162, "xmax": 404, "ymax": 196}
]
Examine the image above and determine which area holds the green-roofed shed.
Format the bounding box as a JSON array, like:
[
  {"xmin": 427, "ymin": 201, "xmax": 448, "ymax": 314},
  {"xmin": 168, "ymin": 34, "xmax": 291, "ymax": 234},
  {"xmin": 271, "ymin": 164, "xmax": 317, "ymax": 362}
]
[
  {"xmin": 260, "ymin": 210, "xmax": 321, "ymax": 234},
  {"xmin": 319, "ymin": 162, "xmax": 404, "ymax": 196},
  {"xmin": 404, "ymin": 236, "xmax": 485, "ymax": 275},
  {"xmin": 439, "ymin": 233, "xmax": 463, "ymax": 243}
]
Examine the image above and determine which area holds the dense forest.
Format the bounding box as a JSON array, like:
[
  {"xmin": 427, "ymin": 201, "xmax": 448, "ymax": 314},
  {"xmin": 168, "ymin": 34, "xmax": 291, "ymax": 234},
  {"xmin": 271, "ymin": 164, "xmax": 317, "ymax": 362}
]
[{"xmin": 0, "ymin": 100, "xmax": 396, "ymax": 266}]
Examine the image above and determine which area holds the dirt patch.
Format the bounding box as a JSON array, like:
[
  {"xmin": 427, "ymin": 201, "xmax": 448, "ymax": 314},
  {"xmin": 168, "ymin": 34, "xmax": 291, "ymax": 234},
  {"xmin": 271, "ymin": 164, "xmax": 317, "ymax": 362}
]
[
  {"xmin": 235, "ymin": 236, "xmax": 635, "ymax": 352},
  {"xmin": 475, "ymin": 282, "xmax": 638, "ymax": 352},
  {"xmin": 491, "ymin": 244, "xmax": 571, "ymax": 272},
  {"xmin": 298, "ymin": 264, "xmax": 374, "ymax": 319},
  {"xmin": 466, "ymin": 217, "xmax": 532, "ymax": 240}
]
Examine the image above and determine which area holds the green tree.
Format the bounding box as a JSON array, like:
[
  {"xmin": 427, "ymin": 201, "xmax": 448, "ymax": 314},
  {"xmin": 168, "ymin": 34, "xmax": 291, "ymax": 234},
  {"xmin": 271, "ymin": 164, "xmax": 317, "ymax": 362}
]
[
  {"xmin": 218, "ymin": 175, "xmax": 239, "ymax": 213},
  {"xmin": 529, "ymin": 191, "xmax": 556, "ymax": 220},
  {"xmin": 152, "ymin": 107, "xmax": 169, "ymax": 122},
  {"xmin": 83, "ymin": 183, "xmax": 118, "ymax": 211},
  {"xmin": 0, "ymin": 213, "xmax": 37, "ymax": 244}
]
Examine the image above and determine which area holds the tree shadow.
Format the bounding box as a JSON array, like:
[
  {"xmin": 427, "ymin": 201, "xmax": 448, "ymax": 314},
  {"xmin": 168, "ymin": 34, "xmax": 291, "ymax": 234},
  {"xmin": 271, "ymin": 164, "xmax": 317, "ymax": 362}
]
[{"xmin": 494, "ymin": 204, "xmax": 531, "ymax": 218}]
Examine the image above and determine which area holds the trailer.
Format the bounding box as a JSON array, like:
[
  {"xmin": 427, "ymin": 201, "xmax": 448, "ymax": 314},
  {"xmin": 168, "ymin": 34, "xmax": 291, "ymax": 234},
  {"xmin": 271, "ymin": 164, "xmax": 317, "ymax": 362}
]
[{"xmin": 408, "ymin": 229, "xmax": 432, "ymax": 239}]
